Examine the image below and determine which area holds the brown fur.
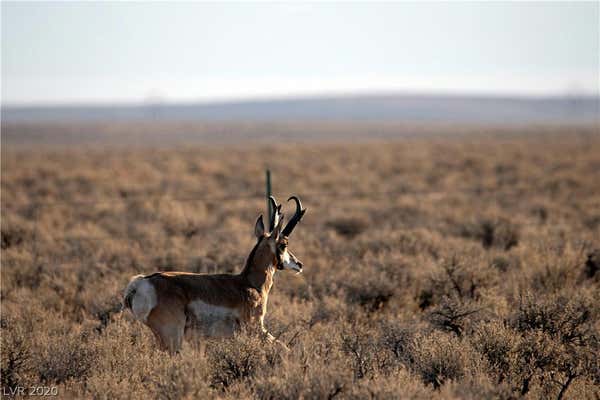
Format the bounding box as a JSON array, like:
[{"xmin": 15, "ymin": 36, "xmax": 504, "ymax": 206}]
[{"xmin": 139, "ymin": 234, "xmax": 282, "ymax": 353}]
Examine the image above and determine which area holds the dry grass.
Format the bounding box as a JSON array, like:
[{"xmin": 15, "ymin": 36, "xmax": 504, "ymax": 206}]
[{"xmin": 1, "ymin": 123, "xmax": 599, "ymax": 399}]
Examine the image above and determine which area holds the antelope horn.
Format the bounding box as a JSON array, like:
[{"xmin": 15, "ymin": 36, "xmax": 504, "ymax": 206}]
[
  {"xmin": 268, "ymin": 196, "xmax": 280, "ymax": 231},
  {"xmin": 281, "ymin": 196, "xmax": 306, "ymax": 237}
]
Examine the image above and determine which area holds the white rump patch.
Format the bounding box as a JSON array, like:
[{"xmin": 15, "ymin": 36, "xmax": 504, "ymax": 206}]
[{"xmin": 124, "ymin": 275, "xmax": 157, "ymax": 323}]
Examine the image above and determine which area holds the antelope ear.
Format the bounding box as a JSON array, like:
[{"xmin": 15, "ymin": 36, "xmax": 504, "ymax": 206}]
[{"xmin": 254, "ymin": 215, "xmax": 266, "ymax": 238}]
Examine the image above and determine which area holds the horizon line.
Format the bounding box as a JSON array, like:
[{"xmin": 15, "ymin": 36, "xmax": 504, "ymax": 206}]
[{"xmin": 2, "ymin": 88, "xmax": 599, "ymax": 109}]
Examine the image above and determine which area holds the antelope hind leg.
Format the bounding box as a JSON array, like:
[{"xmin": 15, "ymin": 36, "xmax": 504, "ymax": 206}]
[{"xmin": 146, "ymin": 303, "xmax": 186, "ymax": 354}]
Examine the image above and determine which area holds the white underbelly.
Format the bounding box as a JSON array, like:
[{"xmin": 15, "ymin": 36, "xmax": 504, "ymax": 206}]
[{"xmin": 186, "ymin": 300, "xmax": 240, "ymax": 337}]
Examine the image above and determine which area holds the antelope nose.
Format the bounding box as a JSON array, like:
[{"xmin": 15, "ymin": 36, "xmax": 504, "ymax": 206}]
[{"xmin": 297, "ymin": 261, "xmax": 303, "ymax": 269}]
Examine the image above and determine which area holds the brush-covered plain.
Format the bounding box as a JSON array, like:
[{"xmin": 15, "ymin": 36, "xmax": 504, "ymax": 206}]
[{"xmin": 1, "ymin": 125, "xmax": 599, "ymax": 399}]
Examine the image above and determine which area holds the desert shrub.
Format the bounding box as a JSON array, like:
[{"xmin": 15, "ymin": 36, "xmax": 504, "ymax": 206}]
[
  {"xmin": 353, "ymin": 229, "xmax": 441, "ymax": 259},
  {"xmin": 529, "ymin": 262, "xmax": 579, "ymax": 294},
  {"xmin": 85, "ymin": 348, "xmax": 210, "ymax": 400},
  {"xmin": 36, "ymin": 331, "xmax": 97, "ymax": 384},
  {"xmin": 418, "ymin": 255, "xmax": 493, "ymax": 309},
  {"xmin": 511, "ymin": 330, "xmax": 559, "ymax": 396},
  {"xmin": 548, "ymin": 344, "xmax": 600, "ymax": 400},
  {"xmin": 340, "ymin": 326, "xmax": 392, "ymax": 379},
  {"xmin": 427, "ymin": 297, "xmax": 482, "ymax": 337},
  {"xmin": 583, "ymin": 214, "xmax": 600, "ymax": 230},
  {"xmin": 10, "ymin": 262, "xmax": 46, "ymax": 290},
  {"xmin": 93, "ymin": 300, "xmax": 123, "ymax": 334},
  {"xmin": 148, "ymin": 253, "xmax": 186, "ymax": 272},
  {"xmin": 472, "ymin": 315, "xmax": 594, "ymax": 398},
  {"xmin": 508, "ymin": 292, "xmax": 600, "ymax": 398},
  {"xmin": 346, "ymin": 368, "xmax": 433, "ymax": 399},
  {"xmin": 417, "ymin": 289, "xmax": 435, "ymax": 311},
  {"xmin": 1, "ymin": 321, "xmax": 32, "ymax": 391},
  {"xmin": 148, "ymin": 354, "xmax": 212, "ymax": 400},
  {"xmin": 530, "ymin": 204, "xmax": 549, "ymax": 223},
  {"xmin": 1, "ymin": 226, "xmax": 26, "ymax": 250},
  {"xmin": 489, "ymin": 253, "xmax": 522, "ymax": 273},
  {"xmin": 409, "ymin": 331, "xmax": 473, "ymax": 389},
  {"xmin": 81, "ymin": 316, "xmax": 161, "ymax": 398},
  {"xmin": 489, "ymin": 255, "xmax": 511, "ymax": 272},
  {"xmin": 379, "ymin": 320, "xmax": 419, "ymax": 364},
  {"xmin": 252, "ymin": 347, "xmax": 352, "ymax": 400},
  {"xmin": 187, "ymin": 255, "xmax": 220, "ymax": 274},
  {"xmin": 470, "ymin": 320, "xmax": 519, "ymax": 383},
  {"xmin": 326, "ymin": 216, "xmax": 368, "ymax": 238},
  {"xmin": 583, "ymin": 249, "xmax": 599, "ymax": 280},
  {"xmin": 514, "ymin": 291, "xmax": 597, "ymax": 346},
  {"xmin": 306, "ymin": 295, "xmax": 349, "ymax": 325},
  {"xmin": 206, "ymin": 333, "xmax": 282, "ymax": 390},
  {"xmin": 459, "ymin": 217, "xmax": 519, "ymax": 250},
  {"xmin": 441, "ymin": 372, "xmax": 515, "ymax": 400},
  {"xmin": 344, "ymin": 273, "xmax": 396, "ymax": 313},
  {"xmin": 0, "ymin": 211, "xmax": 36, "ymax": 252},
  {"xmin": 524, "ymin": 239, "xmax": 591, "ymax": 293}
]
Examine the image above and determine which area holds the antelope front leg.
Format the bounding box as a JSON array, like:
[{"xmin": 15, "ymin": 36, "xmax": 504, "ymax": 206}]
[
  {"xmin": 262, "ymin": 327, "xmax": 276, "ymax": 343},
  {"xmin": 259, "ymin": 320, "xmax": 289, "ymax": 351}
]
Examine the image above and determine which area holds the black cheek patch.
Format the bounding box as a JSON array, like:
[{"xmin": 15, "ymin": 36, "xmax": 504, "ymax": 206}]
[{"xmin": 275, "ymin": 254, "xmax": 284, "ymax": 270}]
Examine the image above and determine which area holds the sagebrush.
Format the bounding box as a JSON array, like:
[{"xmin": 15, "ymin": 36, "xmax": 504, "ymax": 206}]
[{"xmin": 1, "ymin": 124, "xmax": 599, "ymax": 399}]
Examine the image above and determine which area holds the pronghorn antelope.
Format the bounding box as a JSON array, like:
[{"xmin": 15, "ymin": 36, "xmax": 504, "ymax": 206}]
[{"xmin": 123, "ymin": 196, "xmax": 306, "ymax": 353}]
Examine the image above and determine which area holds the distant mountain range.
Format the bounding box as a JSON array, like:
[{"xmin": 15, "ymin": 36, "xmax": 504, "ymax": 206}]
[{"xmin": 2, "ymin": 93, "xmax": 599, "ymax": 124}]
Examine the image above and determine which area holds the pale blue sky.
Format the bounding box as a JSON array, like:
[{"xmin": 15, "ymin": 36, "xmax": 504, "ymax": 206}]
[{"xmin": 2, "ymin": 2, "xmax": 598, "ymax": 105}]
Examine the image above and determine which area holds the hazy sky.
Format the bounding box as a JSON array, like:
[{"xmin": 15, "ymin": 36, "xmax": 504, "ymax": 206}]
[{"xmin": 2, "ymin": 2, "xmax": 598, "ymax": 105}]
